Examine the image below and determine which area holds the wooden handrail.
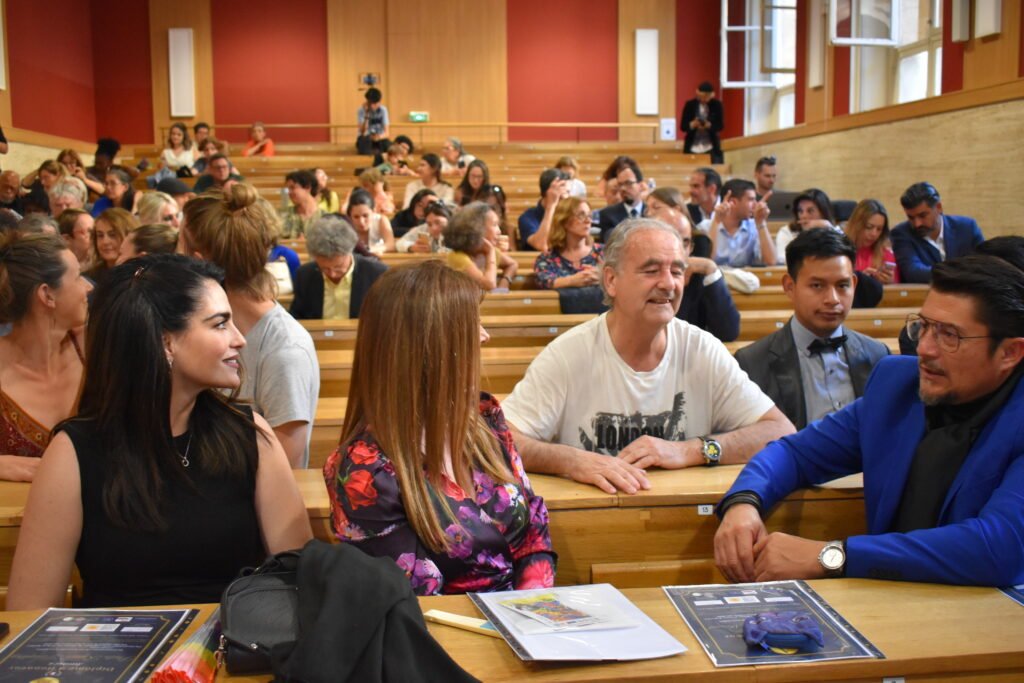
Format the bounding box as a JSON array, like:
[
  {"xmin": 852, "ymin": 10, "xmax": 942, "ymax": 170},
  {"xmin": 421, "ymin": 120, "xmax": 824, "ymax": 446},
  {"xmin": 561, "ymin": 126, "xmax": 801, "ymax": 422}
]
[{"xmin": 159, "ymin": 121, "xmax": 662, "ymax": 145}]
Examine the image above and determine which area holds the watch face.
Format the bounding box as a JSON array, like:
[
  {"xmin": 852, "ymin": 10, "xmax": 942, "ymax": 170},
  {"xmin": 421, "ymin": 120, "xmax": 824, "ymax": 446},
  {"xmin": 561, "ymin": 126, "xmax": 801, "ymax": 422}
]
[
  {"xmin": 704, "ymin": 440, "xmax": 721, "ymax": 460},
  {"xmin": 822, "ymin": 546, "xmax": 844, "ymax": 570}
]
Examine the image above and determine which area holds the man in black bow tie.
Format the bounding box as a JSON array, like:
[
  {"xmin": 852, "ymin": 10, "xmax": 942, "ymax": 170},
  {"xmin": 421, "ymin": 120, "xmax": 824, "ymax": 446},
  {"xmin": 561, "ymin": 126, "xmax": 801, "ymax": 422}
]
[{"xmin": 735, "ymin": 228, "xmax": 890, "ymax": 429}]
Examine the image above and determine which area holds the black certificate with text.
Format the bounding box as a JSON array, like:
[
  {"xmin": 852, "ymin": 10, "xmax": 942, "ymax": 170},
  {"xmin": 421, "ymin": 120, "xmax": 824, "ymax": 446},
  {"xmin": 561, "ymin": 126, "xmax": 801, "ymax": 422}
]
[
  {"xmin": 0, "ymin": 608, "xmax": 195, "ymax": 683},
  {"xmin": 664, "ymin": 581, "xmax": 882, "ymax": 667}
]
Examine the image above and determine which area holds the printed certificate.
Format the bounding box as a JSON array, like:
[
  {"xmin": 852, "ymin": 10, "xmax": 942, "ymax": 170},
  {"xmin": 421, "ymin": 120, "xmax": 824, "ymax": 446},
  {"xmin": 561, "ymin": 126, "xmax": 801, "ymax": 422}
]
[
  {"xmin": 0, "ymin": 608, "xmax": 196, "ymax": 683},
  {"xmin": 664, "ymin": 581, "xmax": 883, "ymax": 667}
]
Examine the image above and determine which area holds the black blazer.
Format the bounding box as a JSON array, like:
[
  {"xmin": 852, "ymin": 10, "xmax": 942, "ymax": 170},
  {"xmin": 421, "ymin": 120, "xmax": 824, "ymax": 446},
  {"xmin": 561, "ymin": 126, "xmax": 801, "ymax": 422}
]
[
  {"xmin": 680, "ymin": 97, "xmax": 724, "ymax": 153},
  {"xmin": 289, "ymin": 255, "xmax": 387, "ymax": 320},
  {"xmin": 734, "ymin": 319, "xmax": 890, "ymax": 429},
  {"xmin": 596, "ymin": 201, "xmax": 644, "ymax": 243}
]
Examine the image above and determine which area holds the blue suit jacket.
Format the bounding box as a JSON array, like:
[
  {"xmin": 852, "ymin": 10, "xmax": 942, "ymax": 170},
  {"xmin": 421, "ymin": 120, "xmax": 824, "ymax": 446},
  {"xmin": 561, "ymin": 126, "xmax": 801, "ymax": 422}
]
[
  {"xmin": 890, "ymin": 214, "xmax": 983, "ymax": 283},
  {"xmin": 724, "ymin": 355, "xmax": 1024, "ymax": 586}
]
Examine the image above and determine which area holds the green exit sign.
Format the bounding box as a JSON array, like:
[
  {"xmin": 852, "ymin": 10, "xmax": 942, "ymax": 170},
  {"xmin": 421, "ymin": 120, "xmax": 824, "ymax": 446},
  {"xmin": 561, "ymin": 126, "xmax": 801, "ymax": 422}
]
[{"xmin": 408, "ymin": 111, "xmax": 430, "ymax": 123}]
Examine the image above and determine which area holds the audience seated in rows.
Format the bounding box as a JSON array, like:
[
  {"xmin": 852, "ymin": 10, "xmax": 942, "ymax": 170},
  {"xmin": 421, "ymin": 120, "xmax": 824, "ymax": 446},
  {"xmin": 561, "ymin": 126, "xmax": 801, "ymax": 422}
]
[
  {"xmin": 753, "ymin": 155, "xmax": 777, "ymax": 200},
  {"xmin": 845, "ymin": 199, "xmax": 900, "ymax": 284},
  {"xmin": 443, "ymin": 202, "xmax": 517, "ymax": 292},
  {"xmin": 86, "ymin": 138, "xmax": 139, "ymax": 194},
  {"xmin": 736, "ymin": 229, "xmax": 889, "ymax": 429},
  {"xmin": 705, "ymin": 178, "xmax": 777, "ymax": 267},
  {"xmin": 7, "ymin": 254, "xmax": 312, "ymax": 609},
  {"xmin": 717, "ymin": 254, "xmax": 1024, "ymax": 586},
  {"xmin": 440, "ymin": 137, "xmax": 475, "ymax": 178},
  {"xmin": 116, "ymin": 223, "xmax": 178, "ymax": 265},
  {"xmin": 90, "ymin": 168, "xmax": 136, "ymax": 217},
  {"xmin": 191, "ymin": 137, "xmax": 218, "ymax": 176},
  {"xmin": 281, "ymin": 169, "xmax": 322, "ymax": 239},
  {"xmin": 0, "ymin": 233, "xmax": 90, "ymax": 482},
  {"xmin": 243, "ymin": 121, "xmax": 275, "ymax": 157},
  {"xmin": 392, "ymin": 188, "xmax": 438, "ymax": 238},
  {"xmin": 87, "ymin": 208, "xmax": 138, "ymax": 287},
  {"xmin": 646, "ymin": 190, "xmax": 740, "ymax": 343},
  {"xmin": 555, "ymin": 156, "xmax": 587, "ymax": 199},
  {"xmin": 48, "ymin": 179, "xmax": 87, "ymax": 217},
  {"xmin": 22, "ymin": 160, "xmax": 68, "ymax": 215},
  {"xmin": 57, "ymin": 148, "xmax": 100, "ymax": 196},
  {"xmin": 373, "ymin": 135, "xmax": 415, "ymax": 176},
  {"xmin": 136, "ymin": 191, "xmax": 182, "ymax": 229},
  {"xmin": 454, "ymin": 159, "xmax": 491, "ymax": 206},
  {"xmin": 148, "ymin": 122, "xmax": 195, "ymax": 188},
  {"xmin": 533, "ymin": 196, "xmax": 602, "ymax": 290},
  {"xmin": 347, "ymin": 188, "xmax": 395, "ymax": 253},
  {"xmin": 325, "ymin": 260, "xmax": 555, "ymax": 595},
  {"xmin": 686, "ymin": 166, "xmax": 721, "ymax": 226},
  {"xmin": 891, "ymin": 182, "xmax": 983, "ymax": 283},
  {"xmin": 356, "ymin": 88, "xmax": 390, "ymax": 156},
  {"xmin": 503, "ymin": 219, "xmax": 795, "ymax": 494},
  {"xmin": 193, "ymin": 153, "xmax": 243, "ymax": 194},
  {"xmin": 648, "ymin": 186, "xmax": 712, "ymax": 257},
  {"xmin": 402, "ymin": 153, "xmax": 453, "ymax": 209},
  {"xmin": 775, "ymin": 188, "xmax": 836, "ymax": 264},
  {"xmin": 290, "ymin": 214, "xmax": 386, "ymax": 322},
  {"xmin": 180, "ymin": 184, "xmax": 319, "ymax": 468},
  {"xmin": 344, "ymin": 169, "xmax": 395, "ymax": 217},
  {"xmin": 0, "ymin": 171, "xmax": 23, "ymax": 215},
  {"xmin": 517, "ymin": 168, "xmax": 569, "ymax": 251},
  {"xmin": 396, "ymin": 202, "xmax": 450, "ymax": 254},
  {"xmin": 596, "ymin": 157, "xmax": 646, "ymax": 243},
  {"xmin": 313, "ymin": 167, "xmax": 341, "ymax": 214},
  {"xmin": 57, "ymin": 209, "xmax": 93, "ymax": 267}
]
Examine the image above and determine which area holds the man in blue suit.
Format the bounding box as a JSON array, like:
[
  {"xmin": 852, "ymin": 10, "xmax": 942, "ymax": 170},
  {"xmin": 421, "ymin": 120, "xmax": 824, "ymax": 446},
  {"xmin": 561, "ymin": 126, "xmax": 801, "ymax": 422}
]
[
  {"xmin": 714, "ymin": 254, "xmax": 1024, "ymax": 586},
  {"xmin": 890, "ymin": 182, "xmax": 983, "ymax": 283}
]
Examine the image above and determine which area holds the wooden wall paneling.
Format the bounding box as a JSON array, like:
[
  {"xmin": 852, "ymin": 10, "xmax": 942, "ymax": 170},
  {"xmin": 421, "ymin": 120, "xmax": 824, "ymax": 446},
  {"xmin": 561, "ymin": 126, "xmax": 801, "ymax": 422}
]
[
  {"xmin": 148, "ymin": 0, "xmax": 215, "ymax": 146},
  {"xmin": 385, "ymin": 0, "xmax": 507, "ymax": 147},
  {"xmin": 618, "ymin": 0, "xmax": 676, "ymax": 143},
  {"xmin": 962, "ymin": 0, "xmax": 1022, "ymax": 90},
  {"xmin": 327, "ymin": 0, "xmax": 387, "ymax": 146},
  {"xmin": 724, "ymin": 98, "xmax": 1024, "ymax": 239}
]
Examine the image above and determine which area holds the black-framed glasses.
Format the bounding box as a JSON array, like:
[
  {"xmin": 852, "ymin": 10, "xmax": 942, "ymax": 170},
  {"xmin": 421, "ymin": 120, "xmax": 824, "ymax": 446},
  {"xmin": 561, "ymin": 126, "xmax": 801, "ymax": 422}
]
[{"xmin": 905, "ymin": 313, "xmax": 995, "ymax": 353}]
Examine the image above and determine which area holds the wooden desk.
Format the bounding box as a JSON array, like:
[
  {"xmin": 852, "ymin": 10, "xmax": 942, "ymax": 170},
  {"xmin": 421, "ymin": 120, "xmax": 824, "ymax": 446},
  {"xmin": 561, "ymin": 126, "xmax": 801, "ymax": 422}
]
[
  {"xmin": 3, "ymin": 581, "xmax": 1022, "ymax": 682},
  {"xmin": 734, "ymin": 284, "xmax": 928, "ymax": 311},
  {"xmin": 299, "ymin": 467, "xmax": 867, "ymax": 587}
]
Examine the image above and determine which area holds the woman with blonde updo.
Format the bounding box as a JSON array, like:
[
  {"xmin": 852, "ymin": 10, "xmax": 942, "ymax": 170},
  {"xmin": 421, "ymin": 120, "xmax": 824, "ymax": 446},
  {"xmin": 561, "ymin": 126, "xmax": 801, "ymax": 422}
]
[
  {"xmin": 181, "ymin": 183, "xmax": 319, "ymax": 469},
  {"xmin": 136, "ymin": 191, "xmax": 182, "ymax": 229},
  {"xmin": 0, "ymin": 232, "xmax": 92, "ymax": 480}
]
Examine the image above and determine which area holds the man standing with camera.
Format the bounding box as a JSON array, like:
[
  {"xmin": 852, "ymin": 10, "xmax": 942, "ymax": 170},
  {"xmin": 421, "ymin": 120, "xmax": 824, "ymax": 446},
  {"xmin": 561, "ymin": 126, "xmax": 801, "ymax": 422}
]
[{"xmin": 681, "ymin": 81, "xmax": 724, "ymax": 164}]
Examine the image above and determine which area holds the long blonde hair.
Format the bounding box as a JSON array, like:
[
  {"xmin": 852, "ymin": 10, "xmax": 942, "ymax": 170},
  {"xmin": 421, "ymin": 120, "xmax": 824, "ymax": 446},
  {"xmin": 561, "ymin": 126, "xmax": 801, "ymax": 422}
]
[
  {"xmin": 843, "ymin": 199, "xmax": 890, "ymax": 271},
  {"xmin": 340, "ymin": 261, "xmax": 512, "ymax": 552}
]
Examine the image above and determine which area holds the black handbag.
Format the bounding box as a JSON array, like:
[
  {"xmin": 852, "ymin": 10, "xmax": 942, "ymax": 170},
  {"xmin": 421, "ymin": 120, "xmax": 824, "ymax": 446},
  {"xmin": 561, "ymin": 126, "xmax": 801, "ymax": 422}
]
[{"xmin": 218, "ymin": 550, "xmax": 301, "ymax": 675}]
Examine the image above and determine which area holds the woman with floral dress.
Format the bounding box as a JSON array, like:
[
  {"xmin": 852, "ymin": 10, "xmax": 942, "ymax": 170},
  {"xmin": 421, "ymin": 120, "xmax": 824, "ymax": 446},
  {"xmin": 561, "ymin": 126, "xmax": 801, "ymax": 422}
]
[
  {"xmin": 533, "ymin": 197, "xmax": 604, "ymax": 289},
  {"xmin": 324, "ymin": 261, "xmax": 555, "ymax": 595}
]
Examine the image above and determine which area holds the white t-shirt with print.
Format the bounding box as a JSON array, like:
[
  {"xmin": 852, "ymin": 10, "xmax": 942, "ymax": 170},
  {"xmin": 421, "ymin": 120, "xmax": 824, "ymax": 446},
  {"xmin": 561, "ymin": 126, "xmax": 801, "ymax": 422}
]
[{"xmin": 501, "ymin": 314, "xmax": 774, "ymax": 455}]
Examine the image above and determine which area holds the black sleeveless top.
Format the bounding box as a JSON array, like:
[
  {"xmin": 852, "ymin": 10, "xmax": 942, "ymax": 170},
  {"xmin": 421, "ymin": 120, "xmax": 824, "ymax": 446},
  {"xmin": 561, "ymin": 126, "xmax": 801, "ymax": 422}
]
[{"xmin": 65, "ymin": 412, "xmax": 264, "ymax": 607}]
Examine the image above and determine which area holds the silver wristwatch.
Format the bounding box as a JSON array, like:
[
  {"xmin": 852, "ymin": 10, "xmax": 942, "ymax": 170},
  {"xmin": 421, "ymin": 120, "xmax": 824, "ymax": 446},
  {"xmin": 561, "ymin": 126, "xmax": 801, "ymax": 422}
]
[
  {"xmin": 700, "ymin": 436, "xmax": 722, "ymax": 466},
  {"xmin": 818, "ymin": 540, "xmax": 846, "ymax": 577}
]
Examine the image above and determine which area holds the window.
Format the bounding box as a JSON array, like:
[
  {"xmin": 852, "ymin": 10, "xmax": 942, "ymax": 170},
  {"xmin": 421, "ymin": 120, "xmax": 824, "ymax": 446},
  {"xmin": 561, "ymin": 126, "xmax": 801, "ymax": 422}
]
[
  {"xmin": 738, "ymin": 0, "xmax": 798, "ymax": 135},
  {"xmin": 849, "ymin": 0, "xmax": 943, "ymax": 113}
]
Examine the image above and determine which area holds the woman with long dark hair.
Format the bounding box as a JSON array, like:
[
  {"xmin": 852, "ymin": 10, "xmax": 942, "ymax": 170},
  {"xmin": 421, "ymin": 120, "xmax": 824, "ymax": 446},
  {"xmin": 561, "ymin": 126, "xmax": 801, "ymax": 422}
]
[
  {"xmin": 8, "ymin": 254, "xmax": 311, "ymax": 608},
  {"xmin": 454, "ymin": 159, "xmax": 491, "ymax": 206},
  {"xmin": 325, "ymin": 260, "xmax": 554, "ymax": 595}
]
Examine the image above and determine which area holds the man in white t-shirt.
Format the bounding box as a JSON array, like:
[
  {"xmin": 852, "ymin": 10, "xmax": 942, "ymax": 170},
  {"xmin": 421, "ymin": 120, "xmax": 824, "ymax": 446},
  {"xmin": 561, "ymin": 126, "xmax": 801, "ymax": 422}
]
[{"xmin": 502, "ymin": 219, "xmax": 795, "ymax": 494}]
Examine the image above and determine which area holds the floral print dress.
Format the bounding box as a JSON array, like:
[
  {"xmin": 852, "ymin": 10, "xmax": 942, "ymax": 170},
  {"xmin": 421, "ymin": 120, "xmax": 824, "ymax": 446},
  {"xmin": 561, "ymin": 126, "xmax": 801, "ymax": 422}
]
[
  {"xmin": 533, "ymin": 243, "xmax": 604, "ymax": 289},
  {"xmin": 324, "ymin": 394, "xmax": 557, "ymax": 595}
]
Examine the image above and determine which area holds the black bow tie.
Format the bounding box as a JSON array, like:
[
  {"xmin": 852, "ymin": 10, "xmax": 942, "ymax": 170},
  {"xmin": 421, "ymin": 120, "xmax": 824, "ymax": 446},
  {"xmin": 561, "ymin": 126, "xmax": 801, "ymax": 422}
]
[{"xmin": 807, "ymin": 335, "xmax": 847, "ymax": 354}]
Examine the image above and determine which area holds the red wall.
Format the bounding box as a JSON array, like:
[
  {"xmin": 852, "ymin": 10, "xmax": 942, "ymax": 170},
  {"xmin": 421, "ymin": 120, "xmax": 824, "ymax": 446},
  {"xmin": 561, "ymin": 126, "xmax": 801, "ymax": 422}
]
[
  {"xmin": 794, "ymin": 2, "xmax": 807, "ymax": 125},
  {"xmin": 940, "ymin": 0, "xmax": 964, "ymax": 93},
  {"xmin": 92, "ymin": 0, "xmax": 154, "ymax": 144},
  {"xmin": 506, "ymin": 0, "xmax": 618, "ymax": 141},
  {"xmin": 210, "ymin": 0, "xmax": 330, "ymax": 144},
  {"xmin": 675, "ymin": 0, "xmax": 721, "ymax": 139},
  {"xmin": 6, "ymin": 0, "xmax": 97, "ymax": 142},
  {"xmin": 832, "ymin": 12, "xmax": 851, "ymax": 117}
]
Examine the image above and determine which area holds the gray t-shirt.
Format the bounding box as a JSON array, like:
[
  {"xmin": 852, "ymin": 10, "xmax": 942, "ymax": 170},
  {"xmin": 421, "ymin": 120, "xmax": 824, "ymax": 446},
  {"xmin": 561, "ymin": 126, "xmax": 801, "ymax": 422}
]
[{"xmin": 239, "ymin": 303, "xmax": 319, "ymax": 468}]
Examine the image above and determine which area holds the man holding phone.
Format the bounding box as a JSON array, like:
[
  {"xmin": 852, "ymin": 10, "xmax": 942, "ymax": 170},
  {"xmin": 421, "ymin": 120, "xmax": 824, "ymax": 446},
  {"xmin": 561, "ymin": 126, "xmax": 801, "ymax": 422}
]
[
  {"xmin": 681, "ymin": 81, "xmax": 724, "ymax": 163},
  {"xmin": 356, "ymin": 88, "xmax": 391, "ymax": 156}
]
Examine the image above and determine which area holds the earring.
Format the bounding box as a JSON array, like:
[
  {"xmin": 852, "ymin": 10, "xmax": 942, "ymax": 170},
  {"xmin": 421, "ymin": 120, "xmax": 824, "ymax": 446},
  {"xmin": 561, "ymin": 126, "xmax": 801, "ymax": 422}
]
[{"xmin": 167, "ymin": 356, "xmax": 174, "ymax": 370}]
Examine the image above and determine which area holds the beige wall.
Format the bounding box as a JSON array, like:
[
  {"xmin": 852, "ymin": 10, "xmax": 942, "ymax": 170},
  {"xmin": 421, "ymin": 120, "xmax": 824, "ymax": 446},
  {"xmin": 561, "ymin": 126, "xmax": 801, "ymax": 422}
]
[{"xmin": 725, "ymin": 99, "xmax": 1024, "ymax": 237}]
